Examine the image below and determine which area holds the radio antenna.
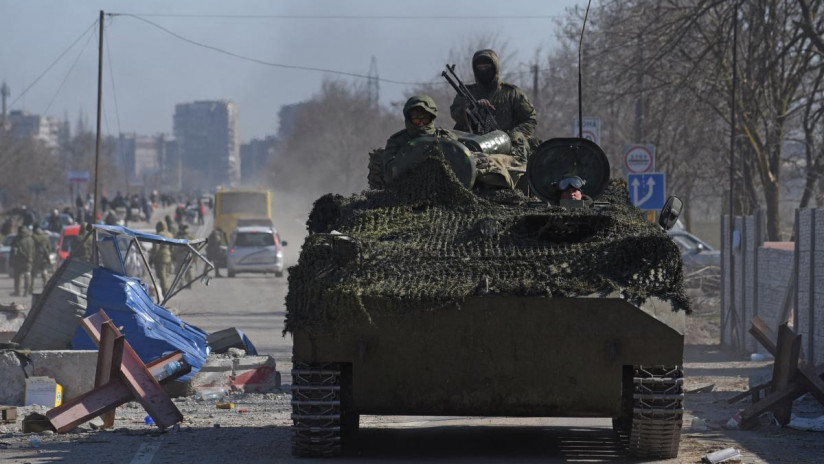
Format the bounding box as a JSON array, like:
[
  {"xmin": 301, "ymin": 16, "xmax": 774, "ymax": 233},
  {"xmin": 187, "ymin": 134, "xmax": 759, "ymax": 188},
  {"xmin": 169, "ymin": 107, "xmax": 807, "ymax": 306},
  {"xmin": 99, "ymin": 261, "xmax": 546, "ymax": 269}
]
[{"xmin": 578, "ymin": 0, "xmax": 593, "ymax": 139}]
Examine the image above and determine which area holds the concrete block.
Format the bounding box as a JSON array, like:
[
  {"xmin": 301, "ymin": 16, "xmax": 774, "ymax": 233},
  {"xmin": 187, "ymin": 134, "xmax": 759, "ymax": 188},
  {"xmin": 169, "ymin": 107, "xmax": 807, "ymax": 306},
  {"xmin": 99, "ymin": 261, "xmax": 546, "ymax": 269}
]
[
  {"xmin": 0, "ymin": 350, "xmax": 97, "ymax": 405},
  {"xmin": 188, "ymin": 354, "xmax": 280, "ymax": 395}
]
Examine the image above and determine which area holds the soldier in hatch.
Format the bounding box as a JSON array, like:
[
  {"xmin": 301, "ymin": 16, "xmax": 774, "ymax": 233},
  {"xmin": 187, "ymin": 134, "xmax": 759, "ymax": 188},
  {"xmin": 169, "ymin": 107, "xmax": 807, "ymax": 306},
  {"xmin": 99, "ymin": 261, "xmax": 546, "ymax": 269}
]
[
  {"xmin": 449, "ymin": 49, "xmax": 537, "ymax": 189},
  {"xmin": 368, "ymin": 94, "xmax": 456, "ymax": 189}
]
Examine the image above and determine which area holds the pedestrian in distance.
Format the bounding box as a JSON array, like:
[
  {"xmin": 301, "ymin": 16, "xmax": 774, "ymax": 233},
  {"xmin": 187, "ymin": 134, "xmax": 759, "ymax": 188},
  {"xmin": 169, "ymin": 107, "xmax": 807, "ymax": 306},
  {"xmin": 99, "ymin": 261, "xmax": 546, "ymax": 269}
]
[
  {"xmin": 29, "ymin": 223, "xmax": 52, "ymax": 294},
  {"xmin": 10, "ymin": 225, "xmax": 34, "ymax": 297}
]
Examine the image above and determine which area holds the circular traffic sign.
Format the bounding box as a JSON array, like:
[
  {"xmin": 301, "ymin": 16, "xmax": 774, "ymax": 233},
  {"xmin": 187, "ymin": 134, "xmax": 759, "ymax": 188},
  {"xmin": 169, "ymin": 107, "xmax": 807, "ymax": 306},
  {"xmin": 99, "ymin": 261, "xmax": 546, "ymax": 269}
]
[
  {"xmin": 624, "ymin": 145, "xmax": 654, "ymax": 173},
  {"xmin": 581, "ymin": 129, "xmax": 598, "ymax": 144}
]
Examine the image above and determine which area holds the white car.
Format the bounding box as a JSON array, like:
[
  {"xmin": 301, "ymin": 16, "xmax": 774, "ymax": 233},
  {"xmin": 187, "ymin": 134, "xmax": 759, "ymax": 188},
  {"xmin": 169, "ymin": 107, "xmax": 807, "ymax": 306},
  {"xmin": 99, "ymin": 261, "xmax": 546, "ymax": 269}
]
[{"xmin": 226, "ymin": 226, "xmax": 286, "ymax": 278}]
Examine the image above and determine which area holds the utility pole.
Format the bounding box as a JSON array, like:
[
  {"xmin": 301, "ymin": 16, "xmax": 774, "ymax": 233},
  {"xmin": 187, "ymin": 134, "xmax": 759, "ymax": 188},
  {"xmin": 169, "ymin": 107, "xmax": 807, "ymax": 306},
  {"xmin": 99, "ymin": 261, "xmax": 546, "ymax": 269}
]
[
  {"xmin": 725, "ymin": 3, "xmax": 740, "ymax": 348},
  {"xmin": 531, "ymin": 63, "xmax": 539, "ymax": 111},
  {"xmin": 93, "ymin": 10, "xmax": 104, "ymax": 226},
  {"xmin": 367, "ymin": 56, "xmax": 379, "ymax": 108},
  {"xmin": 0, "ymin": 81, "xmax": 9, "ymax": 130},
  {"xmin": 634, "ymin": 33, "xmax": 644, "ymax": 142}
]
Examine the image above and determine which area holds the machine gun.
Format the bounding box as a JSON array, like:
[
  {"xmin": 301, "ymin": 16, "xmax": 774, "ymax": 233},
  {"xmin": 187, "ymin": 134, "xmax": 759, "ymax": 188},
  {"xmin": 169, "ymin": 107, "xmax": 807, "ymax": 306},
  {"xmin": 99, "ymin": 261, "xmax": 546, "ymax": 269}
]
[{"xmin": 442, "ymin": 64, "xmax": 499, "ymax": 135}]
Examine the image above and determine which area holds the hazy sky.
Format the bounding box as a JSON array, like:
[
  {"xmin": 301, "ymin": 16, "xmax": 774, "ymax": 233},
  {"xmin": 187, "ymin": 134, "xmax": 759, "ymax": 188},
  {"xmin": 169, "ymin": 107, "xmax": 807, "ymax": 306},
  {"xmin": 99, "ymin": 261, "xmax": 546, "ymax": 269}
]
[{"xmin": 2, "ymin": 0, "xmax": 585, "ymax": 142}]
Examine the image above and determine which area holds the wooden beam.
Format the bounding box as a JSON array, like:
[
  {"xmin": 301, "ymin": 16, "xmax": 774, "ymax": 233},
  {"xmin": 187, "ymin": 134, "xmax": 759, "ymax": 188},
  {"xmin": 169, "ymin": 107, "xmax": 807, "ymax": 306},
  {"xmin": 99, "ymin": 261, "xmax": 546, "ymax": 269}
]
[
  {"xmin": 46, "ymin": 351, "xmax": 189, "ymax": 433},
  {"xmin": 771, "ymin": 324, "xmax": 801, "ymax": 425},
  {"xmin": 740, "ymin": 364, "xmax": 824, "ymax": 429},
  {"xmin": 798, "ymin": 363, "xmax": 824, "ymax": 406},
  {"xmin": 94, "ymin": 321, "xmax": 123, "ymax": 429},
  {"xmin": 749, "ymin": 316, "xmax": 777, "ymax": 355},
  {"xmin": 80, "ymin": 310, "xmax": 182, "ymax": 429}
]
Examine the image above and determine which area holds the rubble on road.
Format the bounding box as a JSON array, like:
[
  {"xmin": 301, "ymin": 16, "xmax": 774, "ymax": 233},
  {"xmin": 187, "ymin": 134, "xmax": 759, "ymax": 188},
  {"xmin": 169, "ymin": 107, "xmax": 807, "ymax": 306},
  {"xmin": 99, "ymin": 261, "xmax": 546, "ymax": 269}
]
[{"xmin": 0, "ymin": 302, "xmax": 26, "ymax": 340}]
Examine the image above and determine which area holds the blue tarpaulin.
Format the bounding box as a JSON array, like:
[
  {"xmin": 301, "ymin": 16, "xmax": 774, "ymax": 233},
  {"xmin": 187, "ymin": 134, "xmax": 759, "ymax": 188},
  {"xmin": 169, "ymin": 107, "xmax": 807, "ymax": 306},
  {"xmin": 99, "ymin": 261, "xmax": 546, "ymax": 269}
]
[
  {"xmin": 72, "ymin": 268, "xmax": 209, "ymax": 381},
  {"xmin": 70, "ymin": 225, "xmax": 210, "ymax": 381}
]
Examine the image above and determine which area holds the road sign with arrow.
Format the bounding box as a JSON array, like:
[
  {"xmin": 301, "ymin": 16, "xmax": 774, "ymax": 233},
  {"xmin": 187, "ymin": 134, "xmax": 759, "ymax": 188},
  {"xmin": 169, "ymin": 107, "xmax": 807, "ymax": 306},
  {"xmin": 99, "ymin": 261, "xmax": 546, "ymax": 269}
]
[{"xmin": 627, "ymin": 173, "xmax": 666, "ymax": 211}]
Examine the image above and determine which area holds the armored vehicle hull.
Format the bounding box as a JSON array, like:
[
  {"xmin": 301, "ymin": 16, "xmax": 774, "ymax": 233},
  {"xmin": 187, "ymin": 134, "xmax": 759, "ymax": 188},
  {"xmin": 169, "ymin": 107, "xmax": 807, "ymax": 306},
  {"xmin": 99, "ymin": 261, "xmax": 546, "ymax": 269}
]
[
  {"xmin": 292, "ymin": 295, "xmax": 684, "ymax": 457},
  {"xmin": 287, "ymin": 139, "xmax": 688, "ymax": 458}
]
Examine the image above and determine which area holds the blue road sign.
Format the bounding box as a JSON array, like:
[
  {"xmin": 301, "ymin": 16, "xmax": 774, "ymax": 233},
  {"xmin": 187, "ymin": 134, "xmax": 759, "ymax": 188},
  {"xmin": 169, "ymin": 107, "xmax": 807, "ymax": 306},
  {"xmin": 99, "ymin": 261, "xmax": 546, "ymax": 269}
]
[{"xmin": 628, "ymin": 173, "xmax": 666, "ymax": 211}]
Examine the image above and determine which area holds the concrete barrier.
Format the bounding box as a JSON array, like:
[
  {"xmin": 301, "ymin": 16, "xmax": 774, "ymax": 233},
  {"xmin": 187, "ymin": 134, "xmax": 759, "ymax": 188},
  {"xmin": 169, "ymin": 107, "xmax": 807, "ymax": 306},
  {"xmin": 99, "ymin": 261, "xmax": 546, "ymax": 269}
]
[{"xmin": 0, "ymin": 350, "xmax": 97, "ymax": 405}]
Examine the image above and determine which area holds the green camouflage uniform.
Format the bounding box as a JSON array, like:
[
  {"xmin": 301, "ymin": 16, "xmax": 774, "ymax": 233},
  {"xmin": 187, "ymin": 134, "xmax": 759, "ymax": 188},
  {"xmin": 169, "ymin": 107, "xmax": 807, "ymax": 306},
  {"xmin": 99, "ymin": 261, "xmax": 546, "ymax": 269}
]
[
  {"xmin": 368, "ymin": 95, "xmax": 457, "ymax": 189},
  {"xmin": 449, "ymin": 49, "xmax": 537, "ymax": 189},
  {"xmin": 165, "ymin": 216, "xmax": 177, "ymax": 237},
  {"xmin": 10, "ymin": 227, "xmax": 34, "ymax": 296},
  {"xmin": 206, "ymin": 228, "xmax": 225, "ymax": 277},
  {"xmin": 173, "ymin": 227, "xmax": 195, "ymax": 286},
  {"xmin": 150, "ymin": 221, "xmax": 174, "ymax": 296},
  {"xmin": 30, "ymin": 227, "xmax": 52, "ymax": 293}
]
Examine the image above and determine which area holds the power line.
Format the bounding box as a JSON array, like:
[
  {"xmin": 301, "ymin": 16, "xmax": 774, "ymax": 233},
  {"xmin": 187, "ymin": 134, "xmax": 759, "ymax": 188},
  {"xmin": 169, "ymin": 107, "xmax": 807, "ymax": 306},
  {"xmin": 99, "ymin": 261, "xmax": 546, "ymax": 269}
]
[
  {"xmin": 10, "ymin": 19, "xmax": 99, "ymax": 110},
  {"xmin": 44, "ymin": 22, "xmax": 97, "ymax": 114},
  {"xmin": 104, "ymin": 26, "xmax": 123, "ymax": 137},
  {"xmin": 113, "ymin": 14, "xmax": 447, "ymax": 86},
  {"xmin": 110, "ymin": 13, "xmax": 565, "ymax": 20}
]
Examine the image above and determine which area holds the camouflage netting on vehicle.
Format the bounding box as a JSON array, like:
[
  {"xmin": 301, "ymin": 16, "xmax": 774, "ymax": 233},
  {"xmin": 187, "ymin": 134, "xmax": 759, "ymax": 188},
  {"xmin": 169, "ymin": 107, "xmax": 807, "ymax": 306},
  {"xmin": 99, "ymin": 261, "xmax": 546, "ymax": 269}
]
[{"xmin": 285, "ymin": 152, "xmax": 689, "ymax": 334}]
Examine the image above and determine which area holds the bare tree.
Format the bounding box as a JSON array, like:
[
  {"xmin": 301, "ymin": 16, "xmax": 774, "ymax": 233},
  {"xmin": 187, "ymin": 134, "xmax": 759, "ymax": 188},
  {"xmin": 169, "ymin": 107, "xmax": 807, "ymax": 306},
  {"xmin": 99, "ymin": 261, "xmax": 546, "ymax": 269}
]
[{"xmin": 270, "ymin": 79, "xmax": 400, "ymax": 198}]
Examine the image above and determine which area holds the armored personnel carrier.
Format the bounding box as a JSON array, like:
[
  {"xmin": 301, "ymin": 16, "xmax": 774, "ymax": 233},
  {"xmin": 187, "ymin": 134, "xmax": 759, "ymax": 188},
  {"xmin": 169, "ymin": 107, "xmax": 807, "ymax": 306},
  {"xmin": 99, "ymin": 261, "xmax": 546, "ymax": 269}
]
[{"xmin": 285, "ymin": 137, "xmax": 688, "ymax": 459}]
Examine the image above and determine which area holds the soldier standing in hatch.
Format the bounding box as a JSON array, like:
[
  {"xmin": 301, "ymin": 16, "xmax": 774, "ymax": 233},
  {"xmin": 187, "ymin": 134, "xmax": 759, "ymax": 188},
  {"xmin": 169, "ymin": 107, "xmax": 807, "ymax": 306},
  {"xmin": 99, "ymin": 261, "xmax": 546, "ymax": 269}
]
[
  {"xmin": 10, "ymin": 226, "xmax": 34, "ymax": 297},
  {"xmin": 368, "ymin": 94, "xmax": 457, "ymax": 189},
  {"xmin": 150, "ymin": 221, "xmax": 173, "ymax": 295},
  {"xmin": 449, "ymin": 49, "xmax": 537, "ymax": 189},
  {"xmin": 29, "ymin": 223, "xmax": 52, "ymax": 293}
]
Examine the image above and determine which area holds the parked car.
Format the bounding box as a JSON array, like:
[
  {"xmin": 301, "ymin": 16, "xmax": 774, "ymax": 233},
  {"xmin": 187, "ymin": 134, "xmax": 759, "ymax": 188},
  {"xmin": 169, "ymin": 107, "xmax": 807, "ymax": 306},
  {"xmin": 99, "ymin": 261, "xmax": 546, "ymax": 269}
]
[
  {"xmin": 226, "ymin": 226, "xmax": 287, "ymax": 278},
  {"xmin": 668, "ymin": 230, "xmax": 720, "ymax": 273},
  {"xmin": 57, "ymin": 224, "xmax": 83, "ymax": 263},
  {"xmin": 0, "ymin": 234, "xmax": 15, "ymax": 275}
]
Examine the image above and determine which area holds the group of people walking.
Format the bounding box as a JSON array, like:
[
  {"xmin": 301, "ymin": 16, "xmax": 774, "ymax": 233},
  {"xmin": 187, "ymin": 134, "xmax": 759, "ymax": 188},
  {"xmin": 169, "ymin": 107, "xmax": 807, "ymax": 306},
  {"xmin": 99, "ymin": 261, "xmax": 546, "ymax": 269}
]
[{"xmin": 9, "ymin": 223, "xmax": 52, "ymax": 297}]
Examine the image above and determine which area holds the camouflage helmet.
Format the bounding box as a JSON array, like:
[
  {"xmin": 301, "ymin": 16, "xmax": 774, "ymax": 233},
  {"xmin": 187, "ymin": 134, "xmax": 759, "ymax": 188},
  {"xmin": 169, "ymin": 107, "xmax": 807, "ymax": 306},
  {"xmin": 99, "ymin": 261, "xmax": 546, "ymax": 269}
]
[{"xmin": 403, "ymin": 95, "xmax": 437, "ymax": 120}]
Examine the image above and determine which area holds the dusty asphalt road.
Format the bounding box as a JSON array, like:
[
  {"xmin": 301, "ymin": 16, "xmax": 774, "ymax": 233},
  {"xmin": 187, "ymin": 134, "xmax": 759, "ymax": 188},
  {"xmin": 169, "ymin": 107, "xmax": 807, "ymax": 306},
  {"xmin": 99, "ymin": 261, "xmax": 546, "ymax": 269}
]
[{"xmin": 1, "ymin": 211, "xmax": 823, "ymax": 462}]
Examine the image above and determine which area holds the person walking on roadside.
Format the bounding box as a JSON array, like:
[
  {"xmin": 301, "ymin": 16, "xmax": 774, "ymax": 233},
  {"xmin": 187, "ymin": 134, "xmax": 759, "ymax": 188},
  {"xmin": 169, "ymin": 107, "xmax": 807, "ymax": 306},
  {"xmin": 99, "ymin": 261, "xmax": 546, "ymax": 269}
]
[
  {"xmin": 30, "ymin": 223, "xmax": 52, "ymax": 293},
  {"xmin": 10, "ymin": 225, "xmax": 34, "ymax": 297}
]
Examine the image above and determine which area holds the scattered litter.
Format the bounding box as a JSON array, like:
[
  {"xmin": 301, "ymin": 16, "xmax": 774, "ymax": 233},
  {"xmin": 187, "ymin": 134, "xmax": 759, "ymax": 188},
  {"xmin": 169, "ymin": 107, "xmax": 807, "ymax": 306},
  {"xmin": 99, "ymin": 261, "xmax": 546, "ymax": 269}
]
[
  {"xmin": 29, "ymin": 436, "xmax": 41, "ymax": 449},
  {"xmin": 237, "ymin": 409, "xmax": 249, "ymax": 414},
  {"xmin": 689, "ymin": 416, "xmax": 710, "ymax": 432},
  {"xmin": 724, "ymin": 412, "xmax": 742, "ymax": 430},
  {"xmin": 786, "ymin": 414, "xmax": 824, "ymax": 432},
  {"xmin": 216, "ymin": 402, "xmax": 235, "ymax": 410},
  {"xmin": 195, "ymin": 388, "xmax": 228, "ymax": 402},
  {"xmin": 144, "ymin": 416, "xmax": 154, "ymax": 426},
  {"xmin": 750, "ymin": 353, "xmax": 766, "ymax": 362},
  {"xmin": 687, "ymin": 383, "xmax": 715, "ymax": 394},
  {"xmin": 703, "ymin": 447, "xmax": 741, "ymax": 463}
]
